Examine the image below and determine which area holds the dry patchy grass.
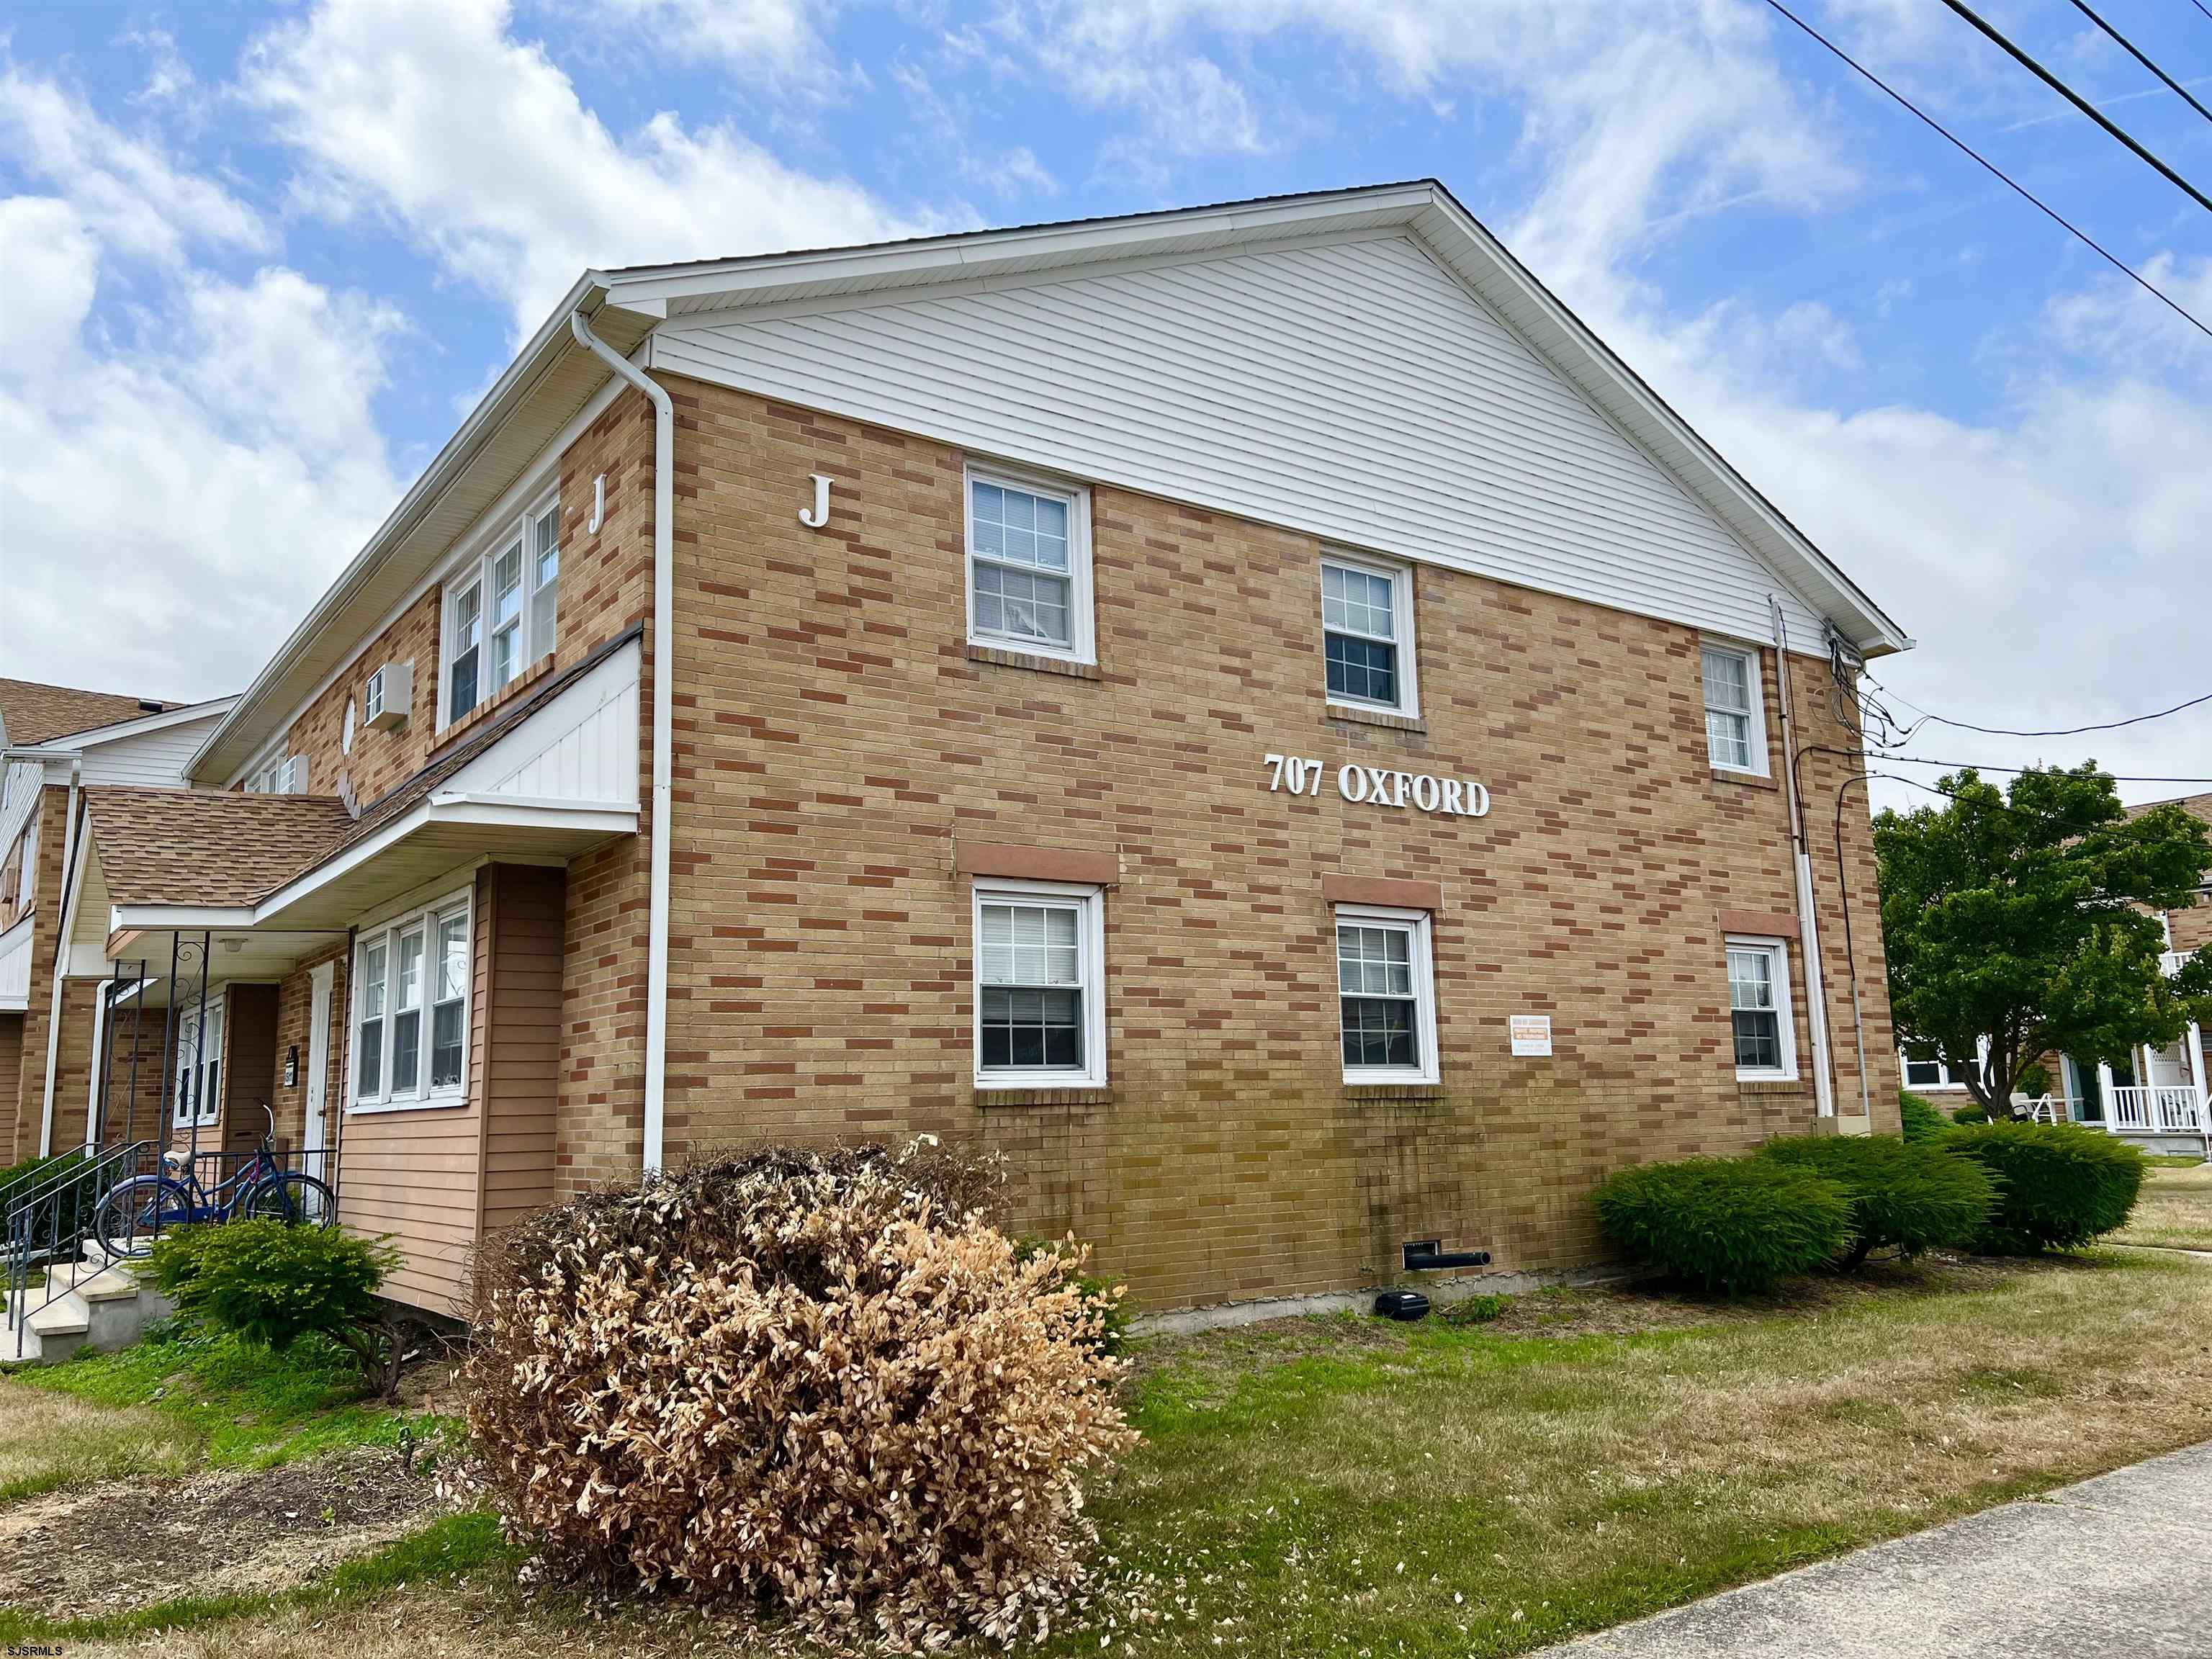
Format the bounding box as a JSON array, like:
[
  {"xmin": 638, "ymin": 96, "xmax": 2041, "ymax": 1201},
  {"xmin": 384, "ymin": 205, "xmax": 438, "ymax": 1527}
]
[
  {"xmin": 2112, "ymin": 1160, "xmax": 2212, "ymax": 1251},
  {"xmin": 0, "ymin": 1377, "xmax": 197, "ymax": 1506},
  {"xmin": 28, "ymin": 1249, "xmax": 2212, "ymax": 1659}
]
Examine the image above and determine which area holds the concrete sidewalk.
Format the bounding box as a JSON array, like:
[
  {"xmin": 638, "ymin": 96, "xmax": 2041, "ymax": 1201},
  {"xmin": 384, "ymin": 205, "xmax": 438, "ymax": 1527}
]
[{"xmin": 1546, "ymin": 1441, "xmax": 2212, "ymax": 1658}]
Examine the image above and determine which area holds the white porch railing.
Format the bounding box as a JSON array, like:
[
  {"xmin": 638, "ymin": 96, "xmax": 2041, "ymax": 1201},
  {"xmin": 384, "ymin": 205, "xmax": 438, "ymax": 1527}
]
[
  {"xmin": 2160, "ymin": 949, "xmax": 2198, "ymax": 978},
  {"xmin": 2110, "ymin": 1084, "xmax": 2208, "ymax": 1135}
]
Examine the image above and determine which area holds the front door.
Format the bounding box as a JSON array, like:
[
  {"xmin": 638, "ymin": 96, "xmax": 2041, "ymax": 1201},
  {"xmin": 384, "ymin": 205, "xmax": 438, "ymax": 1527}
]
[
  {"xmin": 303, "ymin": 961, "xmax": 334, "ymax": 1166},
  {"xmin": 2066, "ymin": 1055, "xmax": 2103, "ymax": 1122}
]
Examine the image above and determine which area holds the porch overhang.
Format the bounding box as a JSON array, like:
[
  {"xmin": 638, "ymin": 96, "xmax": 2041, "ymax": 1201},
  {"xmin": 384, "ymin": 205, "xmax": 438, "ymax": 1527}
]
[{"xmin": 109, "ymin": 793, "xmax": 637, "ymax": 957}]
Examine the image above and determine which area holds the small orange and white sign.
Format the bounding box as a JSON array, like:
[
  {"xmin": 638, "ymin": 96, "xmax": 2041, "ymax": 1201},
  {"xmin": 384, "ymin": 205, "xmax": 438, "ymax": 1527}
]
[{"xmin": 1509, "ymin": 1015, "xmax": 1552, "ymax": 1058}]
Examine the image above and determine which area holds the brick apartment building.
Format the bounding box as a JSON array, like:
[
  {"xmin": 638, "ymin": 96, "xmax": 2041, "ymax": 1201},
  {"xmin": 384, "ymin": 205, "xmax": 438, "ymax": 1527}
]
[
  {"xmin": 0, "ymin": 682, "xmax": 236, "ymax": 1166},
  {"xmin": 37, "ymin": 182, "xmax": 1910, "ymax": 1321}
]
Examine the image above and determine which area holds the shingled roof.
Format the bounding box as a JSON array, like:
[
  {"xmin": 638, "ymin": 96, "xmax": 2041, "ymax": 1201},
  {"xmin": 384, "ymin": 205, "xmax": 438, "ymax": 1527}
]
[
  {"xmin": 0, "ymin": 680, "xmax": 176, "ymax": 748},
  {"xmin": 81, "ymin": 788, "xmax": 356, "ymax": 909}
]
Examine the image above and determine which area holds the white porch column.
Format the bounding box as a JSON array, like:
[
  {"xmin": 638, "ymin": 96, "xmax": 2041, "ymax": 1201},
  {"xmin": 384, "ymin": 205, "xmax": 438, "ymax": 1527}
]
[
  {"xmin": 2098, "ymin": 1060, "xmax": 2118, "ymax": 1134},
  {"xmin": 2188, "ymin": 1021, "xmax": 2209, "ymax": 1152}
]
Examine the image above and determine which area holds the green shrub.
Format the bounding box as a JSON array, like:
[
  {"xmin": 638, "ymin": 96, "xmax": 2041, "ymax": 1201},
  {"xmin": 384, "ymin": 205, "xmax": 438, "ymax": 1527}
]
[
  {"xmin": 1898, "ymin": 1091, "xmax": 1951, "ymax": 1143},
  {"xmin": 0, "ymin": 1150, "xmax": 90, "ymax": 1241},
  {"xmin": 1950, "ymin": 1101, "xmax": 1991, "ymax": 1125},
  {"xmin": 1943, "ymin": 1122, "xmax": 2146, "ymax": 1252},
  {"xmin": 145, "ymin": 1221, "xmax": 405, "ymax": 1395},
  {"xmin": 1017, "ymin": 1237, "xmax": 1132, "ymax": 1356},
  {"xmin": 1593, "ymin": 1157, "xmax": 1853, "ymax": 1292},
  {"xmin": 1757, "ymin": 1135, "xmax": 1997, "ymax": 1266},
  {"xmin": 2017, "ymin": 1063, "xmax": 2052, "ymax": 1100},
  {"xmin": 1438, "ymin": 1292, "xmax": 1510, "ymax": 1325}
]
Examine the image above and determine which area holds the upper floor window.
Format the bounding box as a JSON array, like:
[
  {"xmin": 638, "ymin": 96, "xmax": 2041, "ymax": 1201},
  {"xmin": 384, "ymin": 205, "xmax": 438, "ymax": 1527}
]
[
  {"xmin": 965, "ymin": 467, "xmax": 1093, "ymax": 665},
  {"xmin": 1701, "ymin": 644, "xmax": 1766, "ymax": 775},
  {"xmin": 445, "ymin": 495, "xmax": 559, "ymax": 727},
  {"xmin": 971, "ymin": 878, "xmax": 1107, "ymax": 1089},
  {"xmin": 1726, "ymin": 935, "xmax": 1797, "ymax": 1080},
  {"xmin": 1322, "ymin": 554, "xmax": 1419, "ymax": 717},
  {"xmin": 245, "ymin": 754, "xmax": 307, "ymax": 795},
  {"xmin": 1335, "ymin": 905, "xmax": 1439, "ymax": 1085},
  {"xmin": 351, "ymin": 889, "xmax": 472, "ymax": 1111}
]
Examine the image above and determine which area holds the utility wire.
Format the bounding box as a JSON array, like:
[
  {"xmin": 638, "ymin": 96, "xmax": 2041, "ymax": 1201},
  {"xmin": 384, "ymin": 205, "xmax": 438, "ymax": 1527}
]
[
  {"xmin": 1937, "ymin": 0, "xmax": 2212, "ymax": 214},
  {"xmin": 2067, "ymin": 0, "xmax": 2212, "ymax": 128},
  {"xmin": 2193, "ymin": 0, "xmax": 2212, "ymax": 28},
  {"xmin": 1761, "ymin": 0, "xmax": 2212, "ymax": 341},
  {"xmin": 1868, "ymin": 753, "xmax": 2212, "ymax": 783},
  {"xmin": 1861, "ymin": 678, "xmax": 2212, "ymax": 737}
]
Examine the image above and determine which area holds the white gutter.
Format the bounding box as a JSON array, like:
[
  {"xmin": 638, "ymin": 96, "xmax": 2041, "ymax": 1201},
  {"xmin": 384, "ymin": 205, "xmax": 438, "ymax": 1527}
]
[
  {"xmin": 37, "ymin": 768, "xmax": 85, "ymax": 1156},
  {"xmin": 568, "ymin": 308, "xmax": 673, "ymax": 1177},
  {"xmin": 1769, "ymin": 597, "xmax": 1840, "ymax": 1125}
]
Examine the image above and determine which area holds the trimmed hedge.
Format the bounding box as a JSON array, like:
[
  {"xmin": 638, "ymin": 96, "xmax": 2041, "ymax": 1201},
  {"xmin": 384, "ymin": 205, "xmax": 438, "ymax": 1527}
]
[
  {"xmin": 1593, "ymin": 1156, "xmax": 1853, "ymax": 1292},
  {"xmin": 1757, "ymin": 1134, "xmax": 1996, "ymax": 1264},
  {"xmin": 1943, "ymin": 1121, "xmax": 2145, "ymax": 1252},
  {"xmin": 1898, "ymin": 1090, "xmax": 1951, "ymax": 1144}
]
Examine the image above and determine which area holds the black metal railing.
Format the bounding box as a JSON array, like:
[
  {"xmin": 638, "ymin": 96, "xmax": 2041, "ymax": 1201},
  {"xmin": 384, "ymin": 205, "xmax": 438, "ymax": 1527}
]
[{"xmin": 4, "ymin": 1140, "xmax": 158, "ymax": 1362}]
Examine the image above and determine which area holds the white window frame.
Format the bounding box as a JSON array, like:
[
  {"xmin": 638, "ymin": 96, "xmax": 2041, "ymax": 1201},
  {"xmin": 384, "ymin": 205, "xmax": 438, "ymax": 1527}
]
[
  {"xmin": 1900, "ymin": 1034, "xmax": 1991, "ymax": 1093},
  {"xmin": 348, "ymin": 884, "xmax": 474, "ymax": 1114},
  {"xmin": 1725, "ymin": 934, "xmax": 1799, "ymax": 1082},
  {"xmin": 971, "ymin": 877, "xmax": 1108, "ymax": 1090},
  {"xmin": 1321, "ymin": 550, "xmax": 1420, "ymax": 719},
  {"xmin": 243, "ymin": 751, "xmax": 306, "ymax": 796},
  {"xmin": 1334, "ymin": 903, "xmax": 1441, "ymax": 1087},
  {"xmin": 962, "ymin": 463, "xmax": 1095, "ymax": 667},
  {"xmin": 1699, "ymin": 641, "xmax": 1769, "ymax": 777},
  {"xmin": 171, "ymin": 1000, "xmax": 224, "ymax": 1128},
  {"xmin": 439, "ymin": 490, "xmax": 560, "ymax": 730}
]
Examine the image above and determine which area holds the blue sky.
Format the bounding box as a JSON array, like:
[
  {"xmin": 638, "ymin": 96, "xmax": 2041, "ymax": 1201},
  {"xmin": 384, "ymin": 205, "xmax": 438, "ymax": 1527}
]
[{"xmin": 3, "ymin": 0, "xmax": 2208, "ymax": 804}]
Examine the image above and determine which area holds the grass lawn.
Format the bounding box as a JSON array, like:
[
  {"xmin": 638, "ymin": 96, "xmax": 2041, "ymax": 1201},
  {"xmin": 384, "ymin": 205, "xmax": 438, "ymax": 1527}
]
[
  {"xmin": 2111, "ymin": 1161, "xmax": 2212, "ymax": 1251},
  {"xmin": 0, "ymin": 1323, "xmax": 445, "ymax": 1505},
  {"xmin": 30, "ymin": 1246, "xmax": 2212, "ymax": 1658}
]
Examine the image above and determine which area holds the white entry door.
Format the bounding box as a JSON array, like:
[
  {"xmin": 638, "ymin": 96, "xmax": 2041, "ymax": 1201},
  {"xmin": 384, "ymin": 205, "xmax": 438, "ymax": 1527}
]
[{"xmin": 304, "ymin": 961, "xmax": 335, "ymax": 1161}]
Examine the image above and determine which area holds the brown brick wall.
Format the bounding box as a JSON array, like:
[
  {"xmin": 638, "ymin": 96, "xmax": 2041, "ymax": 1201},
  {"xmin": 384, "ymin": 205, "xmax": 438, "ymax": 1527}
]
[
  {"xmin": 6, "ymin": 786, "xmax": 72, "ymax": 1162},
  {"xmin": 251, "ymin": 389, "xmax": 660, "ymax": 814},
  {"xmin": 652, "ymin": 375, "xmax": 1899, "ymax": 1316}
]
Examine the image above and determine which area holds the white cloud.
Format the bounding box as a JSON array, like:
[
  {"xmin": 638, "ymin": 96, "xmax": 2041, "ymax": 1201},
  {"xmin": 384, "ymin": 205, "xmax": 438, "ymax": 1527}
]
[
  {"xmin": 0, "ymin": 62, "xmax": 267, "ymax": 265},
  {"xmin": 0, "ymin": 80, "xmax": 400, "ymax": 702},
  {"xmin": 587, "ymin": 0, "xmax": 841, "ymax": 84},
  {"xmin": 242, "ymin": 0, "xmax": 945, "ymax": 336}
]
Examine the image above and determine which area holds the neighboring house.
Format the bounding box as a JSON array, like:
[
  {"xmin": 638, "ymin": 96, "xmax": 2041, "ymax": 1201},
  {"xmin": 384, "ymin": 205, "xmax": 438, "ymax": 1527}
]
[
  {"xmin": 48, "ymin": 181, "xmax": 1910, "ymax": 1321},
  {"xmin": 2020, "ymin": 791, "xmax": 2212, "ymax": 1150},
  {"xmin": 0, "ymin": 680, "xmax": 238, "ymax": 1164}
]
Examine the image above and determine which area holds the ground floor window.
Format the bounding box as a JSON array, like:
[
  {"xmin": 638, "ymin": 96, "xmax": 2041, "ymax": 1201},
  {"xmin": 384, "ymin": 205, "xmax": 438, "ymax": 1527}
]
[
  {"xmin": 1335, "ymin": 905, "xmax": 1439, "ymax": 1085},
  {"xmin": 1725, "ymin": 935, "xmax": 1797, "ymax": 1080},
  {"xmin": 351, "ymin": 886, "xmax": 472, "ymax": 1110},
  {"xmin": 971, "ymin": 878, "xmax": 1107, "ymax": 1088},
  {"xmin": 171, "ymin": 1002, "xmax": 222, "ymax": 1128}
]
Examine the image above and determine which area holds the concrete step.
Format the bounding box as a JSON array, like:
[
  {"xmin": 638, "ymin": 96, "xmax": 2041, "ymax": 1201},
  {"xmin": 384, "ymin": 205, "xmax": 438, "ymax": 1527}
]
[{"xmin": 0, "ymin": 1252, "xmax": 171, "ymax": 1366}]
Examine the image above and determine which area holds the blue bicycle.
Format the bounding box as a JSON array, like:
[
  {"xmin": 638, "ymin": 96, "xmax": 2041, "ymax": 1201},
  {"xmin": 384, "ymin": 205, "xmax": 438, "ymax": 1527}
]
[{"xmin": 94, "ymin": 1110, "xmax": 334, "ymax": 1258}]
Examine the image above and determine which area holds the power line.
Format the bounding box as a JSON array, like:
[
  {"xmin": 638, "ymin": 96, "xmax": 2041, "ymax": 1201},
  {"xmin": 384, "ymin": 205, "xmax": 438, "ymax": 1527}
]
[
  {"xmin": 2067, "ymin": 0, "xmax": 2212, "ymax": 129},
  {"xmin": 1869, "ymin": 753, "xmax": 2212, "ymax": 783},
  {"xmin": 1937, "ymin": 0, "xmax": 2212, "ymax": 215},
  {"xmin": 1862, "ymin": 678, "xmax": 2212, "ymax": 737},
  {"xmin": 1761, "ymin": 0, "xmax": 2212, "ymax": 341},
  {"xmin": 2194, "ymin": 0, "xmax": 2212, "ymax": 28}
]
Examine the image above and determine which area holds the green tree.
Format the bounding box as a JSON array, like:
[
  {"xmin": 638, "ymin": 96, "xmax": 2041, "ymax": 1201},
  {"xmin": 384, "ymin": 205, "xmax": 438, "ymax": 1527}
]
[{"xmin": 1874, "ymin": 764, "xmax": 2212, "ymax": 1118}]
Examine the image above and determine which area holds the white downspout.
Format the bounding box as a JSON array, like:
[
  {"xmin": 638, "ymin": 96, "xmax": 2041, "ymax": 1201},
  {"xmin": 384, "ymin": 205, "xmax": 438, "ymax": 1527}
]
[
  {"xmin": 82, "ymin": 976, "xmax": 113, "ymax": 1153},
  {"xmin": 570, "ymin": 308, "xmax": 673, "ymax": 1177},
  {"xmin": 36, "ymin": 766, "xmax": 85, "ymax": 1157},
  {"xmin": 1768, "ymin": 599, "xmax": 1840, "ymax": 1124}
]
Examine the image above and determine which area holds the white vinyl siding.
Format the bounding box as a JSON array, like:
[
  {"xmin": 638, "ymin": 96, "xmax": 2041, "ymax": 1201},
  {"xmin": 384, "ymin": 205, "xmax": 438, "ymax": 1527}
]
[{"xmin": 654, "ymin": 233, "xmax": 1825, "ymax": 650}]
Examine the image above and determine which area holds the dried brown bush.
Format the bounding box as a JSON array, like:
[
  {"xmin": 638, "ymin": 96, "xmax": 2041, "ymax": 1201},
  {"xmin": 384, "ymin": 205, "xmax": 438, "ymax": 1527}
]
[{"xmin": 462, "ymin": 1141, "xmax": 1133, "ymax": 1650}]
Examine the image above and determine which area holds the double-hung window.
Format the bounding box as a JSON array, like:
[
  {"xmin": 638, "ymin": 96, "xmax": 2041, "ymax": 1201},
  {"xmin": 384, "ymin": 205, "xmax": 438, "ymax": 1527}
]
[
  {"xmin": 1335, "ymin": 905, "xmax": 1440, "ymax": 1084},
  {"xmin": 171, "ymin": 1003, "xmax": 222, "ymax": 1128},
  {"xmin": 972, "ymin": 879, "xmax": 1107, "ymax": 1088},
  {"xmin": 964, "ymin": 467, "xmax": 1094, "ymax": 665},
  {"xmin": 1901, "ymin": 1034, "xmax": 1988, "ymax": 1092},
  {"xmin": 444, "ymin": 492, "xmax": 559, "ymax": 727},
  {"xmin": 1700, "ymin": 644, "xmax": 1766, "ymax": 774},
  {"xmin": 1725, "ymin": 936, "xmax": 1797, "ymax": 1080},
  {"xmin": 351, "ymin": 889, "xmax": 471, "ymax": 1110},
  {"xmin": 1321, "ymin": 554, "xmax": 1418, "ymax": 716}
]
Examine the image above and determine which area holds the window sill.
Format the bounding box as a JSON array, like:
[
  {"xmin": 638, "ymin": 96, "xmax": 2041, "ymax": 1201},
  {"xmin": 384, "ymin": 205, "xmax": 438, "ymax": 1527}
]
[
  {"xmin": 1736, "ymin": 1076, "xmax": 1805, "ymax": 1094},
  {"xmin": 1327, "ymin": 703, "xmax": 1426, "ymax": 734},
  {"xmin": 1343, "ymin": 1081, "xmax": 1446, "ymax": 1101},
  {"xmin": 1709, "ymin": 766, "xmax": 1778, "ymax": 791},
  {"xmin": 429, "ymin": 652, "xmax": 557, "ymax": 759},
  {"xmin": 347, "ymin": 1092, "xmax": 470, "ymax": 1117},
  {"xmin": 972, "ymin": 1085, "xmax": 1113, "ymax": 1109},
  {"xmin": 964, "ymin": 642, "xmax": 1101, "ymax": 681}
]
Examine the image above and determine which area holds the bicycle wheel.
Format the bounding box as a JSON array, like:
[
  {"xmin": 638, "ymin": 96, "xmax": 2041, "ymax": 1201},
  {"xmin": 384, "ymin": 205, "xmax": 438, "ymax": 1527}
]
[
  {"xmin": 238, "ymin": 1172, "xmax": 336, "ymax": 1228},
  {"xmin": 94, "ymin": 1177, "xmax": 192, "ymax": 1259}
]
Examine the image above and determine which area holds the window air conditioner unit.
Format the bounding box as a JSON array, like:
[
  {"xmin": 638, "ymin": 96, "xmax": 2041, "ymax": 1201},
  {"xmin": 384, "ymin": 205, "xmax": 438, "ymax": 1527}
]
[{"xmin": 364, "ymin": 662, "xmax": 412, "ymax": 732}]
